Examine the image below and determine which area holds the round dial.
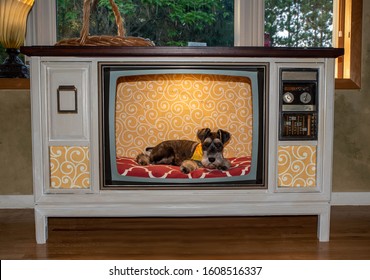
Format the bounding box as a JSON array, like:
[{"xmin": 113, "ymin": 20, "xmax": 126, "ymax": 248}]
[
  {"xmin": 283, "ymin": 92, "xmax": 294, "ymax": 103},
  {"xmin": 300, "ymin": 92, "xmax": 312, "ymax": 104}
]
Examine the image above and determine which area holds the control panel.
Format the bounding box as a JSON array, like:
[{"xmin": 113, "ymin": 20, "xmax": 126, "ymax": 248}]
[{"xmin": 279, "ymin": 69, "xmax": 318, "ymax": 140}]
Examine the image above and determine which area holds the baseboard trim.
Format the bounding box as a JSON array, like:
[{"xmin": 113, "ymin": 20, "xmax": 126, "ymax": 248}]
[
  {"xmin": 331, "ymin": 192, "xmax": 370, "ymax": 206},
  {"xmin": 0, "ymin": 195, "xmax": 34, "ymax": 209},
  {"xmin": 0, "ymin": 192, "xmax": 369, "ymax": 209}
]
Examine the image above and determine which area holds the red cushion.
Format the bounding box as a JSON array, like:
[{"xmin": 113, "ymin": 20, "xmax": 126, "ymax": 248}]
[{"xmin": 116, "ymin": 157, "xmax": 251, "ymax": 179}]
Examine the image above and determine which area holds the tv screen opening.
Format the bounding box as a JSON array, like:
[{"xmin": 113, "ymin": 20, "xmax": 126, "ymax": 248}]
[{"xmin": 101, "ymin": 64, "xmax": 267, "ymax": 188}]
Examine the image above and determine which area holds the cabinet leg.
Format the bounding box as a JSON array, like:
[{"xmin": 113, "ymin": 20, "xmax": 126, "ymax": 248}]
[
  {"xmin": 35, "ymin": 208, "xmax": 48, "ymax": 244},
  {"xmin": 317, "ymin": 206, "xmax": 331, "ymax": 242}
]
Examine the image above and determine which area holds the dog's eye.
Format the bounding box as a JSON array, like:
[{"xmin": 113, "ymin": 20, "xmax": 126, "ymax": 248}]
[
  {"xmin": 202, "ymin": 139, "xmax": 212, "ymax": 148},
  {"xmin": 214, "ymin": 142, "xmax": 223, "ymax": 149}
]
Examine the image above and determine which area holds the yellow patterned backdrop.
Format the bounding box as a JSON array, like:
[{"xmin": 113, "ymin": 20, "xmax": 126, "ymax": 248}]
[
  {"xmin": 278, "ymin": 145, "xmax": 317, "ymax": 187},
  {"xmin": 115, "ymin": 74, "xmax": 253, "ymax": 158},
  {"xmin": 49, "ymin": 146, "xmax": 90, "ymax": 189}
]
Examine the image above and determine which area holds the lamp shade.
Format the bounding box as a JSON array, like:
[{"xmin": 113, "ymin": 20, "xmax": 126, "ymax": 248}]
[{"xmin": 0, "ymin": 0, "xmax": 35, "ymax": 49}]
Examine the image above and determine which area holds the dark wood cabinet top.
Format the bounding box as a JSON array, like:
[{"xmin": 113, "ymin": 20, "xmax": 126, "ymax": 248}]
[{"xmin": 21, "ymin": 46, "xmax": 344, "ymax": 58}]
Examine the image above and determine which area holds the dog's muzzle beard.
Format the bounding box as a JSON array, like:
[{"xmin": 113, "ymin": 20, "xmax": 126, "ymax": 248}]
[{"xmin": 201, "ymin": 140, "xmax": 231, "ymax": 170}]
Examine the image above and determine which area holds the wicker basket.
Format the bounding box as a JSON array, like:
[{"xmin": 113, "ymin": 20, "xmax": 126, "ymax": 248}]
[{"xmin": 55, "ymin": 0, "xmax": 154, "ymax": 47}]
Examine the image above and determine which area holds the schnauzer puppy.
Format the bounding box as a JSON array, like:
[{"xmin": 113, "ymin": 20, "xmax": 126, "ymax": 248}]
[{"xmin": 136, "ymin": 128, "xmax": 231, "ymax": 174}]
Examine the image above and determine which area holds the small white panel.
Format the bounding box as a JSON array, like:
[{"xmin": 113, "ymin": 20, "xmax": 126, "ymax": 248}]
[
  {"xmin": 45, "ymin": 62, "xmax": 90, "ymax": 141},
  {"xmin": 57, "ymin": 86, "xmax": 77, "ymax": 113}
]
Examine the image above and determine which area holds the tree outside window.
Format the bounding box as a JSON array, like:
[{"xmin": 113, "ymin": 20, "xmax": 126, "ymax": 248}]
[
  {"xmin": 56, "ymin": 0, "xmax": 333, "ymax": 47},
  {"xmin": 56, "ymin": 0, "xmax": 234, "ymax": 46},
  {"xmin": 265, "ymin": 0, "xmax": 333, "ymax": 47}
]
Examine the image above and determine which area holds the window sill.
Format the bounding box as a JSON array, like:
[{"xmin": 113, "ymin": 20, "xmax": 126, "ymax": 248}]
[
  {"xmin": 335, "ymin": 78, "xmax": 361, "ymax": 90},
  {"xmin": 0, "ymin": 78, "xmax": 30, "ymax": 90}
]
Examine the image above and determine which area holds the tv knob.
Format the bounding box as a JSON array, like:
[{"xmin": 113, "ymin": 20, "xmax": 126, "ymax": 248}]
[
  {"xmin": 300, "ymin": 92, "xmax": 312, "ymax": 104},
  {"xmin": 283, "ymin": 92, "xmax": 294, "ymax": 103}
]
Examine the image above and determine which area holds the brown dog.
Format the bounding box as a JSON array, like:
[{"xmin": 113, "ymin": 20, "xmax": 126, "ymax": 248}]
[{"xmin": 136, "ymin": 128, "xmax": 231, "ymax": 174}]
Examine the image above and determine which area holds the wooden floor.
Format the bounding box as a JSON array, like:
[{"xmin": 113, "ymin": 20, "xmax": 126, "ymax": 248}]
[{"xmin": 1, "ymin": 206, "xmax": 370, "ymax": 260}]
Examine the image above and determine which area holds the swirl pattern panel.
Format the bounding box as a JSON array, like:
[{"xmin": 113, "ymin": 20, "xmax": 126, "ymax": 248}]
[
  {"xmin": 115, "ymin": 74, "xmax": 253, "ymax": 159},
  {"xmin": 277, "ymin": 145, "xmax": 317, "ymax": 187},
  {"xmin": 49, "ymin": 146, "xmax": 90, "ymax": 189}
]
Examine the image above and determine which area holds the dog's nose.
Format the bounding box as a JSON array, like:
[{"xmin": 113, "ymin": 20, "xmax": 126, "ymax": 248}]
[{"xmin": 208, "ymin": 157, "xmax": 216, "ymax": 163}]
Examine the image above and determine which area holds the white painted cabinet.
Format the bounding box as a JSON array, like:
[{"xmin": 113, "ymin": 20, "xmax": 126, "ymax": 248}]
[{"xmin": 23, "ymin": 47, "xmax": 342, "ymax": 244}]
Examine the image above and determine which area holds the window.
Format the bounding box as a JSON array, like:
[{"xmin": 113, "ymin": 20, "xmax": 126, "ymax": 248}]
[
  {"xmin": 265, "ymin": 0, "xmax": 333, "ymax": 47},
  {"xmin": 25, "ymin": 0, "xmax": 362, "ymax": 89},
  {"xmin": 56, "ymin": 0, "xmax": 234, "ymax": 47}
]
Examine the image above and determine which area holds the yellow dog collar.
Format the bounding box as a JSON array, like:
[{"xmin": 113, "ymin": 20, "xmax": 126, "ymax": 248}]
[{"xmin": 191, "ymin": 144, "xmax": 203, "ymax": 162}]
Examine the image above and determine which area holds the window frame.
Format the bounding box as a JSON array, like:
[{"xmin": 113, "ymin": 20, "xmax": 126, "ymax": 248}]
[
  {"xmin": 334, "ymin": 0, "xmax": 362, "ymax": 89},
  {"xmin": 25, "ymin": 0, "xmax": 361, "ymax": 90}
]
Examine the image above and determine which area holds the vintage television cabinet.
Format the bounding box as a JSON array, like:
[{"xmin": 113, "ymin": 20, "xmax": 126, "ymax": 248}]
[{"xmin": 22, "ymin": 46, "xmax": 343, "ymax": 244}]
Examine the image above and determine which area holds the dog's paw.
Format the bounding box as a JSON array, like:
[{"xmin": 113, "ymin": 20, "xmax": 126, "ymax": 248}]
[
  {"xmin": 180, "ymin": 160, "xmax": 198, "ymax": 174},
  {"xmin": 180, "ymin": 166, "xmax": 191, "ymax": 174},
  {"xmin": 136, "ymin": 153, "xmax": 150, "ymax": 166},
  {"xmin": 218, "ymin": 160, "xmax": 231, "ymax": 171}
]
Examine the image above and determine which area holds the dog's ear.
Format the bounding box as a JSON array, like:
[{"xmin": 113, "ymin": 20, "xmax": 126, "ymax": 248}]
[
  {"xmin": 197, "ymin": 128, "xmax": 211, "ymax": 142},
  {"xmin": 217, "ymin": 129, "xmax": 231, "ymax": 144}
]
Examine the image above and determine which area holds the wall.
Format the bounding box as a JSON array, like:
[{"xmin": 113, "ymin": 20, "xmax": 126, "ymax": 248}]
[
  {"xmin": 332, "ymin": 0, "xmax": 370, "ymax": 192},
  {"xmin": 1, "ymin": 3, "xmax": 369, "ymax": 195},
  {"xmin": 0, "ymin": 89, "xmax": 33, "ymax": 194}
]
